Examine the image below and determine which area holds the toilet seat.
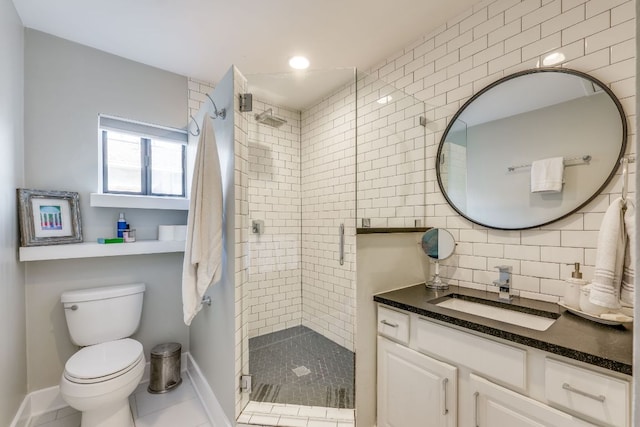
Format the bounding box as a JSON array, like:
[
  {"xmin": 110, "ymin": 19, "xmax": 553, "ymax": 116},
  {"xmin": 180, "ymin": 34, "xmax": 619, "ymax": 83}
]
[{"xmin": 64, "ymin": 338, "xmax": 143, "ymax": 384}]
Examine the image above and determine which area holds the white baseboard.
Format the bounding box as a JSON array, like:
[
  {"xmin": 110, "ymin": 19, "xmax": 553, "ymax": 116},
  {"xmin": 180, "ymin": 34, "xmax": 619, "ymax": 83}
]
[
  {"xmin": 9, "ymin": 384, "xmax": 67, "ymax": 427},
  {"xmin": 9, "ymin": 394, "xmax": 30, "ymax": 427},
  {"xmin": 10, "ymin": 352, "xmax": 190, "ymax": 427},
  {"xmin": 186, "ymin": 353, "xmax": 232, "ymax": 427}
]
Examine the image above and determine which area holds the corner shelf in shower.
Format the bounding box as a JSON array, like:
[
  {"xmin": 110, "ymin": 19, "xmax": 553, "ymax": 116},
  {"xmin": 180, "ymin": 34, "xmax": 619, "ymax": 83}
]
[{"xmin": 19, "ymin": 240, "xmax": 185, "ymax": 262}]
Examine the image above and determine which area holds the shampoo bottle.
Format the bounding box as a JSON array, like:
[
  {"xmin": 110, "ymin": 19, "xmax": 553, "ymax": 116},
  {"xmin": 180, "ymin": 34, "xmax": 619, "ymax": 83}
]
[
  {"xmin": 117, "ymin": 212, "xmax": 127, "ymax": 238},
  {"xmin": 563, "ymin": 262, "xmax": 587, "ymax": 309}
]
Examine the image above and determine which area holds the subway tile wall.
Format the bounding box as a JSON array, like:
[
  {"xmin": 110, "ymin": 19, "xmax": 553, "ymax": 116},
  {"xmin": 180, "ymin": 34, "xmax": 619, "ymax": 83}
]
[
  {"xmin": 233, "ymin": 68, "xmax": 251, "ymax": 418},
  {"xmin": 366, "ymin": 0, "xmax": 636, "ymax": 301},
  {"xmin": 247, "ymin": 100, "xmax": 302, "ymax": 338},
  {"xmin": 301, "ymin": 84, "xmax": 357, "ymax": 352},
  {"xmin": 187, "ymin": 78, "xmax": 215, "ymax": 121},
  {"xmin": 356, "ymin": 73, "xmax": 427, "ymax": 228},
  {"xmin": 191, "ymin": 75, "xmax": 357, "ymax": 371}
]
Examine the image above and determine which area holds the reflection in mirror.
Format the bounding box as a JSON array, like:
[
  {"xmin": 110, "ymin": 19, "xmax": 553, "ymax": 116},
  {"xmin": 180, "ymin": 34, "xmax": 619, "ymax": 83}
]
[
  {"xmin": 421, "ymin": 228, "xmax": 455, "ymax": 289},
  {"xmin": 437, "ymin": 68, "xmax": 627, "ymax": 230}
]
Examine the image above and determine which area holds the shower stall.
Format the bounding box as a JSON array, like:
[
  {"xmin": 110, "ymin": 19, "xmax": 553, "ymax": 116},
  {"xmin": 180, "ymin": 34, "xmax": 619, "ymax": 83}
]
[
  {"xmin": 236, "ymin": 68, "xmax": 428, "ymax": 425},
  {"xmin": 242, "ymin": 68, "xmax": 357, "ymax": 413}
]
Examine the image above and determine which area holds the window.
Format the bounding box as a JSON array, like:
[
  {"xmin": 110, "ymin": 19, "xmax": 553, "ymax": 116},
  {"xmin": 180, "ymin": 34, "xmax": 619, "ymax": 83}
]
[{"xmin": 99, "ymin": 115, "xmax": 187, "ymax": 197}]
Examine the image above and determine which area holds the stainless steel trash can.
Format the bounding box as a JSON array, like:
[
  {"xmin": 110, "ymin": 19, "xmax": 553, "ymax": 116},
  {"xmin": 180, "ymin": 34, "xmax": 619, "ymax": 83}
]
[{"xmin": 148, "ymin": 342, "xmax": 182, "ymax": 394}]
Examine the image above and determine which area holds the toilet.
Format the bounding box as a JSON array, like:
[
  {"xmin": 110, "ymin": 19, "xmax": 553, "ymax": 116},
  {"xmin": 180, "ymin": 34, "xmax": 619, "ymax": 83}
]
[{"xmin": 60, "ymin": 283, "xmax": 146, "ymax": 427}]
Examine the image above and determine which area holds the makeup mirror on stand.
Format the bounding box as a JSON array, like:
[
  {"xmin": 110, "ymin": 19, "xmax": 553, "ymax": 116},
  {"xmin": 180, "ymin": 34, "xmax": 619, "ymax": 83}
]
[{"xmin": 420, "ymin": 228, "xmax": 456, "ymax": 289}]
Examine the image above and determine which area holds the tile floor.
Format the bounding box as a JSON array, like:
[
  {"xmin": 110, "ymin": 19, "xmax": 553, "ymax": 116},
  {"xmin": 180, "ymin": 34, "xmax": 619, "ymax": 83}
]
[
  {"xmin": 238, "ymin": 401, "xmax": 354, "ymax": 427},
  {"xmin": 27, "ymin": 376, "xmax": 212, "ymax": 427},
  {"xmin": 249, "ymin": 326, "xmax": 355, "ymax": 408},
  {"xmin": 26, "ymin": 374, "xmax": 353, "ymax": 427}
]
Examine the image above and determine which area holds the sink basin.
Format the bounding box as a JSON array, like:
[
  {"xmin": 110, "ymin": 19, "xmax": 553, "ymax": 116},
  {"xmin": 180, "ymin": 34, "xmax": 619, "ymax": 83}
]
[{"xmin": 435, "ymin": 295, "xmax": 559, "ymax": 331}]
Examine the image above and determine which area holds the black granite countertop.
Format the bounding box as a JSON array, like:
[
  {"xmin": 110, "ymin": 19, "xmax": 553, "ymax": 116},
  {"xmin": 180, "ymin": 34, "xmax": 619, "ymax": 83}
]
[{"xmin": 374, "ymin": 284, "xmax": 633, "ymax": 375}]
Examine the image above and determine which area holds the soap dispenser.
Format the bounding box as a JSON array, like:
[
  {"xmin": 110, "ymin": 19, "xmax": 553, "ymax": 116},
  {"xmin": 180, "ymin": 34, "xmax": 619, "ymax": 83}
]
[{"xmin": 563, "ymin": 262, "xmax": 587, "ymax": 309}]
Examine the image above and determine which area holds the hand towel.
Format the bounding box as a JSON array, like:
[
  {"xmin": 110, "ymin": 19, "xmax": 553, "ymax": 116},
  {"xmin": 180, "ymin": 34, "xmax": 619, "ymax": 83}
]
[
  {"xmin": 621, "ymin": 200, "xmax": 635, "ymax": 306},
  {"xmin": 182, "ymin": 115, "xmax": 223, "ymax": 326},
  {"xmin": 531, "ymin": 157, "xmax": 564, "ymax": 193},
  {"xmin": 589, "ymin": 198, "xmax": 626, "ymax": 310}
]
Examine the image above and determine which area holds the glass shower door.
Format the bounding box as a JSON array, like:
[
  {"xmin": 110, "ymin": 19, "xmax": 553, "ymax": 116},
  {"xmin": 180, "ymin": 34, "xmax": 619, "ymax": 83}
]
[{"xmin": 239, "ymin": 68, "xmax": 357, "ymax": 425}]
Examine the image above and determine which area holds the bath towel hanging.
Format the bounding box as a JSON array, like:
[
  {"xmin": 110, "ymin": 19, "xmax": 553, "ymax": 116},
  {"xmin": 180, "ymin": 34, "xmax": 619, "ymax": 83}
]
[
  {"xmin": 182, "ymin": 114, "xmax": 223, "ymax": 326},
  {"xmin": 589, "ymin": 197, "xmax": 626, "ymax": 310},
  {"xmin": 621, "ymin": 200, "xmax": 635, "ymax": 306}
]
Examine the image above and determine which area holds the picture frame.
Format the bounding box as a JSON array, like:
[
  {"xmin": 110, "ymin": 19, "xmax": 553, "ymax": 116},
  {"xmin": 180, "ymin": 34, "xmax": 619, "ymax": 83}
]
[{"xmin": 17, "ymin": 189, "xmax": 83, "ymax": 247}]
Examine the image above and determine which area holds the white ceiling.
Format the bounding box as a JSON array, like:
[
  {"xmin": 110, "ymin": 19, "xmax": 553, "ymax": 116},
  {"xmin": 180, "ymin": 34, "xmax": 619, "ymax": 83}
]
[{"xmin": 12, "ymin": 0, "xmax": 479, "ymax": 84}]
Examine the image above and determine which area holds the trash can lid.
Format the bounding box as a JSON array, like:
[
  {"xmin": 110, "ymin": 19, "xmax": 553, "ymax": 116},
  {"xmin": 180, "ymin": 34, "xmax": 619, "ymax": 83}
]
[{"xmin": 150, "ymin": 342, "xmax": 181, "ymax": 357}]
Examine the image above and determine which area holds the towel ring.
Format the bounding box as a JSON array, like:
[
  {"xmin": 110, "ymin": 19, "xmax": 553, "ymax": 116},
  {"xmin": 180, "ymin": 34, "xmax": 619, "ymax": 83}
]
[
  {"xmin": 620, "ymin": 156, "xmax": 635, "ymax": 206},
  {"xmin": 205, "ymin": 94, "xmax": 226, "ymax": 120},
  {"xmin": 188, "ymin": 115, "xmax": 200, "ymax": 136}
]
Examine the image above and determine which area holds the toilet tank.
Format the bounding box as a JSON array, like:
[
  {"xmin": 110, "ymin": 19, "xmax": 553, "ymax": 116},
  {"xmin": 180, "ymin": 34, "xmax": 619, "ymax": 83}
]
[{"xmin": 61, "ymin": 283, "xmax": 145, "ymax": 346}]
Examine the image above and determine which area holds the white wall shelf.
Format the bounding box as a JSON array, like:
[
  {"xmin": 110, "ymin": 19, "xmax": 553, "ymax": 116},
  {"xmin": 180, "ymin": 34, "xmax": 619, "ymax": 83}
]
[
  {"xmin": 90, "ymin": 193, "xmax": 189, "ymax": 210},
  {"xmin": 19, "ymin": 240, "xmax": 185, "ymax": 262}
]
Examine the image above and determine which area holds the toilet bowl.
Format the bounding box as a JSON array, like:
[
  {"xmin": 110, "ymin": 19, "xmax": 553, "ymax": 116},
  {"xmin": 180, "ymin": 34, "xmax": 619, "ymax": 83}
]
[
  {"xmin": 61, "ymin": 339, "xmax": 145, "ymax": 427},
  {"xmin": 59, "ymin": 284, "xmax": 146, "ymax": 427}
]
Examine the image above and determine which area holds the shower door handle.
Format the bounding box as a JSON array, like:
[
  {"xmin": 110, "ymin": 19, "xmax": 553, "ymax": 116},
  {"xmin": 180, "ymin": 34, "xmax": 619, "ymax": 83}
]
[{"xmin": 339, "ymin": 224, "xmax": 344, "ymax": 266}]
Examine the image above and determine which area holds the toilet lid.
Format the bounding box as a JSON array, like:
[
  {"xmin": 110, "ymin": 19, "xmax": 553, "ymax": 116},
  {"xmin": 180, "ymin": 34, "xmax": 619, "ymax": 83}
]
[{"xmin": 65, "ymin": 338, "xmax": 143, "ymax": 381}]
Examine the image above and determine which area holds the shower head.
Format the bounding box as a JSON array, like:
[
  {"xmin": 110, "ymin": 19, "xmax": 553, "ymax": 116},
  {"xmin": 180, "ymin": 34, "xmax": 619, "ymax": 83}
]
[{"xmin": 255, "ymin": 109, "xmax": 287, "ymax": 128}]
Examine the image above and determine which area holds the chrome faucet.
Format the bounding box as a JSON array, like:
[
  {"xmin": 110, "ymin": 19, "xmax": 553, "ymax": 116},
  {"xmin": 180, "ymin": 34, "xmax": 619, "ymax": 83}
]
[{"xmin": 493, "ymin": 265, "xmax": 512, "ymax": 302}]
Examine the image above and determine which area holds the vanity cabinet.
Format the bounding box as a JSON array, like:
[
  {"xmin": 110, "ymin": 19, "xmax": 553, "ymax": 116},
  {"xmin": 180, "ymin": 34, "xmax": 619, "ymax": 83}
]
[
  {"xmin": 470, "ymin": 374, "xmax": 594, "ymax": 427},
  {"xmin": 376, "ymin": 305, "xmax": 630, "ymax": 427},
  {"xmin": 378, "ymin": 336, "xmax": 457, "ymax": 427}
]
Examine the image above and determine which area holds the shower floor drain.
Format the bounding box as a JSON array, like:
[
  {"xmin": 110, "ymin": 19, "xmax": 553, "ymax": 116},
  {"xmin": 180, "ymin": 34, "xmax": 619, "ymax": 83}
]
[{"xmin": 292, "ymin": 366, "xmax": 311, "ymax": 377}]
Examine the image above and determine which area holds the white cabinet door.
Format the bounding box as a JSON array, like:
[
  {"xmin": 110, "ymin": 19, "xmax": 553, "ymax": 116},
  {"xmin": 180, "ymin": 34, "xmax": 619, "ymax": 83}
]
[
  {"xmin": 470, "ymin": 374, "xmax": 596, "ymax": 427},
  {"xmin": 377, "ymin": 336, "xmax": 457, "ymax": 427}
]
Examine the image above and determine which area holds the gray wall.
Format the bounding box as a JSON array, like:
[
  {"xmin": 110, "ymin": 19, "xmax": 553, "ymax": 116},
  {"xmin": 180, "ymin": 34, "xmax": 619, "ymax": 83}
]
[
  {"xmin": 355, "ymin": 233, "xmax": 428, "ymax": 427},
  {"xmin": 0, "ymin": 0, "xmax": 26, "ymax": 424},
  {"xmin": 465, "ymin": 94, "xmax": 620, "ymax": 228},
  {"xmin": 24, "ymin": 30, "xmax": 189, "ymax": 391},
  {"xmin": 188, "ymin": 67, "xmax": 236, "ymax": 422}
]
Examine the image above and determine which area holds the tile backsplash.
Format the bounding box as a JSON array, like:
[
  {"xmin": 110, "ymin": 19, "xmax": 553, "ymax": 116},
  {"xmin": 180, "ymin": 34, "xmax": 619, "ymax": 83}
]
[{"xmin": 367, "ymin": 0, "xmax": 635, "ymax": 302}]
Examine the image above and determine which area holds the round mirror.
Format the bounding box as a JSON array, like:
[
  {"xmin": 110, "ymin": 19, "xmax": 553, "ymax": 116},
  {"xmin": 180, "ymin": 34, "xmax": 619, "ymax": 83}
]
[
  {"xmin": 421, "ymin": 228, "xmax": 455, "ymax": 260},
  {"xmin": 421, "ymin": 228, "xmax": 455, "ymax": 290},
  {"xmin": 437, "ymin": 68, "xmax": 627, "ymax": 230}
]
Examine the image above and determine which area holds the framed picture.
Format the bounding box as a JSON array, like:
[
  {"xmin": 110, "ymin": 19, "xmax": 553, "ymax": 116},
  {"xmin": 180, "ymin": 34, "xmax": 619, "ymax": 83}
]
[{"xmin": 17, "ymin": 189, "xmax": 83, "ymax": 247}]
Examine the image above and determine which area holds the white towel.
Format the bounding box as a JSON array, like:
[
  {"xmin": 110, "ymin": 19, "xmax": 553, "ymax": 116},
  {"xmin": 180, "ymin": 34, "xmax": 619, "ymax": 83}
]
[
  {"xmin": 531, "ymin": 157, "xmax": 564, "ymax": 192},
  {"xmin": 621, "ymin": 200, "xmax": 635, "ymax": 306},
  {"xmin": 589, "ymin": 198, "xmax": 626, "ymax": 310},
  {"xmin": 182, "ymin": 115, "xmax": 223, "ymax": 326}
]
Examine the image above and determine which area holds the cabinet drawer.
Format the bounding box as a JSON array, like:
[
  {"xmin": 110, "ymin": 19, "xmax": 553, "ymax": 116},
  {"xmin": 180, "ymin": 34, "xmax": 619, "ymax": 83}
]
[
  {"xmin": 415, "ymin": 317, "xmax": 526, "ymax": 391},
  {"xmin": 545, "ymin": 358, "xmax": 630, "ymax": 427},
  {"xmin": 377, "ymin": 306, "xmax": 409, "ymax": 344}
]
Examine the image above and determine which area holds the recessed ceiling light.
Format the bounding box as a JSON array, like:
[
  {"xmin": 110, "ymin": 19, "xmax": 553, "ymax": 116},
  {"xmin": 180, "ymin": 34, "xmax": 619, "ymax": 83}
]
[
  {"xmin": 289, "ymin": 56, "xmax": 310, "ymax": 70},
  {"xmin": 542, "ymin": 52, "xmax": 565, "ymax": 66}
]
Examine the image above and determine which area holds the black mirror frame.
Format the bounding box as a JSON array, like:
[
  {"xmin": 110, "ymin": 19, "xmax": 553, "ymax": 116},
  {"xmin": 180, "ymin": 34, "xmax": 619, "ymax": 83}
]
[{"xmin": 435, "ymin": 67, "xmax": 628, "ymax": 230}]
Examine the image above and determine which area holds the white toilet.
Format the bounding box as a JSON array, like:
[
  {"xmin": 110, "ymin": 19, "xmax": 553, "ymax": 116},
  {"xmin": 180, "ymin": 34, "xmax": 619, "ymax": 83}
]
[{"xmin": 60, "ymin": 283, "xmax": 146, "ymax": 427}]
